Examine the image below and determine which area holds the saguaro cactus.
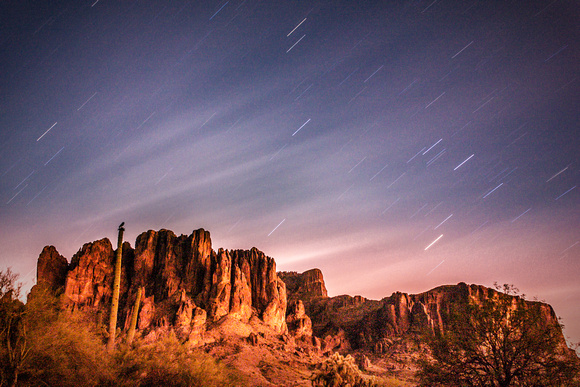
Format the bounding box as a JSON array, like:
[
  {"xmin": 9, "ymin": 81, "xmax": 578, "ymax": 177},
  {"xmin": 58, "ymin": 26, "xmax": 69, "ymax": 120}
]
[
  {"xmin": 126, "ymin": 286, "xmax": 143, "ymax": 345},
  {"xmin": 108, "ymin": 222, "xmax": 124, "ymax": 351}
]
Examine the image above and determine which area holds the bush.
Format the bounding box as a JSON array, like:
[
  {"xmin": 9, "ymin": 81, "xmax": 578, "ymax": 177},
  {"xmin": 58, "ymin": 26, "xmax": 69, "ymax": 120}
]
[
  {"xmin": 1, "ymin": 282, "xmax": 241, "ymax": 386},
  {"xmin": 312, "ymin": 352, "xmax": 384, "ymax": 387},
  {"xmin": 17, "ymin": 288, "xmax": 114, "ymax": 386},
  {"xmin": 0, "ymin": 264, "xmax": 242, "ymax": 387},
  {"xmin": 0, "ymin": 269, "xmax": 25, "ymax": 386},
  {"xmin": 113, "ymin": 333, "xmax": 242, "ymax": 387},
  {"xmin": 0, "ymin": 270, "xmax": 115, "ymax": 386}
]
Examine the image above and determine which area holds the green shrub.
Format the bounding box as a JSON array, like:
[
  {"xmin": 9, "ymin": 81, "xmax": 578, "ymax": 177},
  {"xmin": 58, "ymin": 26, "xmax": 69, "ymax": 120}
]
[
  {"xmin": 17, "ymin": 288, "xmax": 114, "ymax": 386},
  {"xmin": 0, "ymin": 267, "xmax": 240, "ymax": 387},
  {"xmin": 113, "ymin": 333, "xmax": 242, "ymax": 387}
]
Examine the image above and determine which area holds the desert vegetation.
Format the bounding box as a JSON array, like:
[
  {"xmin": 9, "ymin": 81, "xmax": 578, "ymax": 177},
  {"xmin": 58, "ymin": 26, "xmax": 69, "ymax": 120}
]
[
  {"xmin": 311, "ymin": 352, "xmax": 408, "ymax": 387},
  {"xmin": 3, "ymin": 258, "xmax": 578, "ymax": 386},
  {"xmin": 113, "ymin": 334, "xmax": 243, "ymax": 387},
  {"xmin": 0, "ymin": 268, "xmax": 241, "ymax": 387}
]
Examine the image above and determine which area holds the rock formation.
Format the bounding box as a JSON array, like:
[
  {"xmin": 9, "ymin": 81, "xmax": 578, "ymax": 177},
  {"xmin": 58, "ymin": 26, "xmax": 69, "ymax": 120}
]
[
  {"xmin": 33, "ymin": 228, "xmax": 572, "ymax": 360},
  {"xmin": 35, "ymin": 245, "xmax": 68, "ymax": 293},
  {"xmin": 279, "ymin": 269, "xmax": 327, "ymax": 302},
  {"xmin": 34, "ymin": 228, "xmax": 288, "ymax": 343},
  {"xmin": 281, "ymin": 272, "xmax": 568, "ymax": 355},
  {"xmin": 286, "ymin": 300, "xmax": 313, "ymax": 338}
]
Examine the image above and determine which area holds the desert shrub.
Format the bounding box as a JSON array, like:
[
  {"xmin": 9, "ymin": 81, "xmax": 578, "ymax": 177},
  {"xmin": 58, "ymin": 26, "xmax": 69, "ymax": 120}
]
[
  {"xmin": 1, "ymin": 265, "xmax": 240, "ymax": 387},
  {"xmin": 113, "ymin": 333, "xmax": 242, "ymax": 387},
  {"xmin": 17, "ymin": 288, "xmax": 114, "ymax": 386},
  {"xmin": 312, "ymin": 352, "xmax": 385, "ymax": 387},
  {"xmin": 0, "ymin": 271, "xmax": 114, "ymax": 387}
]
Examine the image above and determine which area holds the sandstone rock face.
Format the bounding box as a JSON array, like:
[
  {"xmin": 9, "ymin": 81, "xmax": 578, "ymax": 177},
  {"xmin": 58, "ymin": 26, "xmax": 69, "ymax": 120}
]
[
  {"xmin": 37, "ymin": 228, "xmax": 287, "ymax": 341},
  {"xmin": 297, "ymin": 280, "xmax": 566, "ymax": 353},
  {"xmin": 279, "ymin": 269, "xmax": 327, "ymax": 302},
  {"xmin": 228, "ymin": 248, "xmax": 287, "ymax": 333},
  {"xmin": 208, "ymin": 249, "xmax": 232, "ymax": 320},
  {"xmin": 64, "ymin": 238, "xmax": 116, "ymax": 310},
  {"xmin": 36, "ymin": 245, "xmax": 68, "ymax": 292},
  {"xmin": 174, "ymin": 290, "xmax": 207, "ymax": 344},
  {"xmin": 286, "ymin": 300, "xmax": 313, "ymax": 338}
]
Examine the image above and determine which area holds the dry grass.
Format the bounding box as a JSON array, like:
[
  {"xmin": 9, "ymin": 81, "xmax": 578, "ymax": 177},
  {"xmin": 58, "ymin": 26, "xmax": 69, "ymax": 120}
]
[
  {"xmin": 113, "ymin": 333, "xmax": 243, "ymax": 387},
  {"xmin": 1, "ymin": 287, "xmax": 242, "ymax": 387}
]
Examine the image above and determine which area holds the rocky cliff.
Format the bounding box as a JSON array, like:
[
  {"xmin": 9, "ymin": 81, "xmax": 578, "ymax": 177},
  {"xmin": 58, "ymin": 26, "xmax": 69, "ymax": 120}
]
[
  {"xmin": 279, "ymin": 269, "xmax": 327, "ymax": 302},
  {"xmin": 280, "ymin": 272, "xmax": 568, "ymax": 356},
  {"xmin": 35, "ymin": 228, "xmax": 287, "ymax": 343},
  {"xmin": 36, "ymin": 245, "xmax": 68, "ymax": 293},
  {"xmin": 33, "ymin": 229, "xmax": 570, "ymax": 357}
]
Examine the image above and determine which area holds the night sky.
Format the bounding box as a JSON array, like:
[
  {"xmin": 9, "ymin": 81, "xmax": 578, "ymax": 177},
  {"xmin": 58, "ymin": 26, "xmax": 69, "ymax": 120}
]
[{"xmin": 1, "ymin": 1, "xmax": 578, "ymax": 344}]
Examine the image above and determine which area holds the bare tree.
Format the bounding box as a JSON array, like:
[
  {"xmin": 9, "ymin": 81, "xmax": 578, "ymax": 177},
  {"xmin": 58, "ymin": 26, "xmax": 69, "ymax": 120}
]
[
  {"xmin": 0, "ymin": 268, "xmax": 28, "ymax": 387},
  {"xmin": 0, "ymin": 268, "xmax": 20, "ymax": 300}
]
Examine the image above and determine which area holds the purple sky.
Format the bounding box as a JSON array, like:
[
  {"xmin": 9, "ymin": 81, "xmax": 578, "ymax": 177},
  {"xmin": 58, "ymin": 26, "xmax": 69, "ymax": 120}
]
[{"xmin": 1, "ymin": 1, "xmax": 578, "ymax": 344}]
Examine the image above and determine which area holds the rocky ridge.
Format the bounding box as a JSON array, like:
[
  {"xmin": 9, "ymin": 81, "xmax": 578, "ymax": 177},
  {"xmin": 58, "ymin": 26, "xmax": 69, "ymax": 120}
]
[
  {"xmin": 36, "ymin": 228, "xmax": 289, "ymax": 345},
  {"xmin": 33, "ymin": 227, "xmax": 576, "ymax": 384},
  {"xmin": 298, "ymin": 283, "xmax": 568, "ymax": 354}
]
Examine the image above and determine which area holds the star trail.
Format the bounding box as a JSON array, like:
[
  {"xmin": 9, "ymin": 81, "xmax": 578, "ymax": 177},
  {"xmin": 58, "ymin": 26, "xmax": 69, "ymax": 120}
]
[{"xmin": 0, "ymin": 0, "xmax": 578, "ymax": 344}]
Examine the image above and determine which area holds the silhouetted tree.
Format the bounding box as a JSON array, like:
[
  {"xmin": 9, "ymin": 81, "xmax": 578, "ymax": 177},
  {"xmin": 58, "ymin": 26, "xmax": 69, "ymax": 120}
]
[{"xmin": 417, "ymin": 284, "xmax": 579, "ymax": 386}]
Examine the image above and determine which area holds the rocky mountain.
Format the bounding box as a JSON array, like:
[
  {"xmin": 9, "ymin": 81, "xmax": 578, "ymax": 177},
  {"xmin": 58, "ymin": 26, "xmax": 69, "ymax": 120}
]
[
  {"xmin": 35, "ymin": 228, "xmax": 288, "ymax": 345},
  {"xmin": 32, "ymin": 227, "xmax": 576, "ymax": 384},
  {"xmin": 293, "ymin": 282, "xmax": 569, "ymax": 354}
]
